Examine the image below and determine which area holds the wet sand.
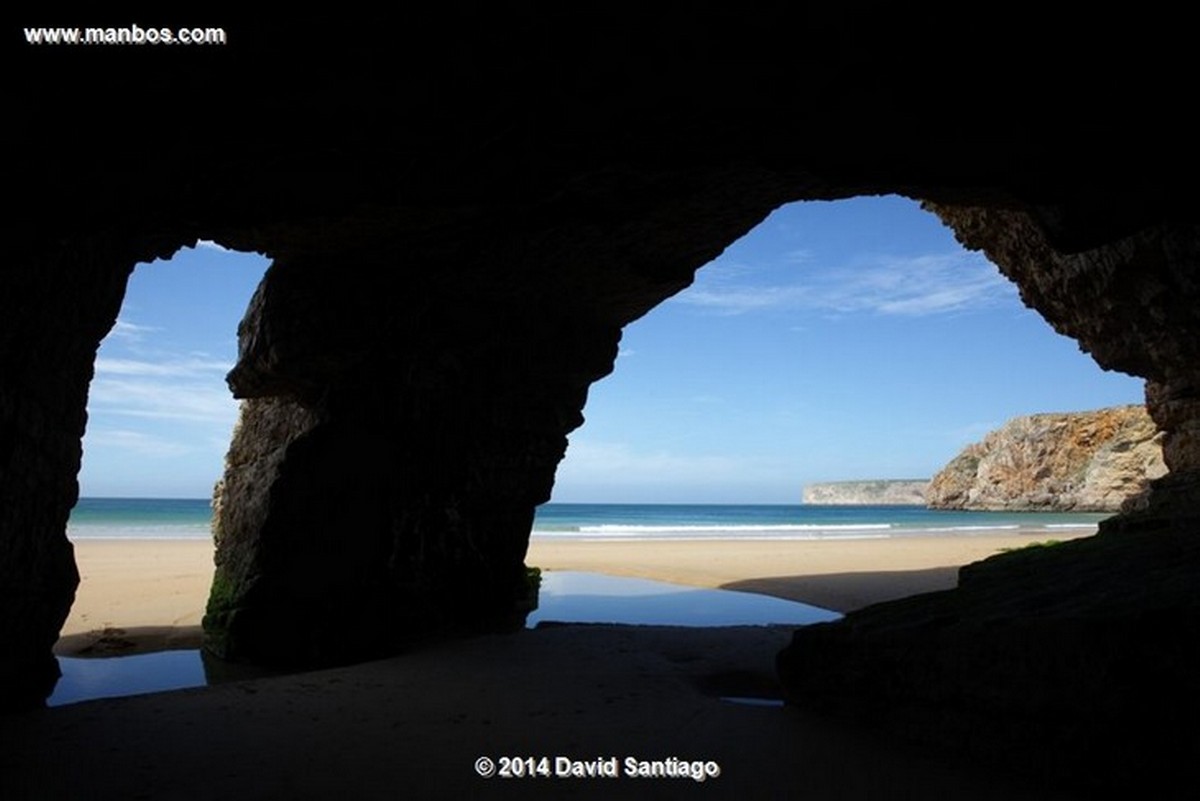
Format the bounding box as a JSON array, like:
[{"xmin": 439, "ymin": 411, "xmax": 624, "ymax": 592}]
[
  {"xmin": 14, "ymin": 533, "xmax": 1091, "ymax": 800},
  {"xmin": 56, "ymin": 530, "xmax": 1093, "ymax": 655},
  {"xmin": 528, "ymin": 532, "xmax": 1089, "ymax": 612}
]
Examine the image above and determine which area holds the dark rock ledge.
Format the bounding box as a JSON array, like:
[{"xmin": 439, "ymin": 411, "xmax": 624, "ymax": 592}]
[{"xmin": 778, "ymin": 507, "xmax": 1200, "ymax": 797}]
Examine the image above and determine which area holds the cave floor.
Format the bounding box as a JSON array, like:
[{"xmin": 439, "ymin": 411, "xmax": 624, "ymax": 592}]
[{"xmin": 2, "ymin": 624, "xmax": 1069, "ymax": 801}]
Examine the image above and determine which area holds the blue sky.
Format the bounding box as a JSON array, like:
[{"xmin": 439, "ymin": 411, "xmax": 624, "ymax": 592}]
[{"xmin": 78, "ymin": 196, "xmax": 1146, "ymax": 502}]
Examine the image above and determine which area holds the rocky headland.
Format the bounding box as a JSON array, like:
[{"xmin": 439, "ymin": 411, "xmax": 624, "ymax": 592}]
[
  {"xmin": 803, "ymin": 480, "xmax": 928, "ymax": 506},
  {"xmin": 925, "ymin": 405, "xmax": 1166, "ymax": 512}
]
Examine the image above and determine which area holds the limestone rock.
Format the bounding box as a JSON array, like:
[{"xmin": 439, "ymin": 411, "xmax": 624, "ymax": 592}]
[
  {"xmin": 803, "ymin": 480, "xmax": 928, "ymax": 506},
  {"xmin": 926, "ymin": 203, "xmax": 1200, "ymax": 520},
  {"xmin": 926, "ymin": 405, "xmax": 1165, "ymax": 512}
]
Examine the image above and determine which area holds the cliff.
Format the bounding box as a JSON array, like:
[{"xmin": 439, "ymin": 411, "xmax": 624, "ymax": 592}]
[
  {"xmin": 926, "ymin": 405, "xmax": 1166, "ymax": 512},
  {"xmin": 803, "ymin": 480, "xmax": 928, "ymax": 506}
]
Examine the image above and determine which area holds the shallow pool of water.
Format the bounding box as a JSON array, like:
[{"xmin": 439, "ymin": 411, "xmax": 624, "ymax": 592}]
[
  {"xmin": 527, "ymin": 571, "xmax": 840, "ymax": 628},
  {"xmin": 50, "ymin": 571, "xmax": 839, "ymax": 706}
]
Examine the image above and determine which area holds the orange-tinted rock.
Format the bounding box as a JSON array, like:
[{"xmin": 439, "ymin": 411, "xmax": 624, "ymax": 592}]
[{"xmin": 926, "ymin": 405, "xmax": 1166, "ymax": 511}]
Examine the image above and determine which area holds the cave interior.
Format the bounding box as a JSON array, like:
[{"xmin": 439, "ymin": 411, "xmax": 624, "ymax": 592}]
[{"xmin": 5, "ymin": 10, "xmax": 1199, "ymax": 794}]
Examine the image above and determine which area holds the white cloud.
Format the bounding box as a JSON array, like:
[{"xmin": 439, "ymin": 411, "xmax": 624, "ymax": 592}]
[
  {"xmin": 550, "ymin": 438, "xmax": 797, "ymax": 503},
  {"xmin": 196, "ymin": 240, "xmax": 230, "ymax": 252},
  {"xmin": 555, "ymin": 438, "xmax": 780, "ymax": 486},
  {"xmin": 676, "ymin": 251, "xmax": 1017, "ymax": 317},
  {"xmin": 838, "ymin": 254, "xmax": 1015, "ymax": 316},
  {"xmin": 679, "ymin": 284, "xmax": 808, "ymax": 314},
  {"xmin": 88, "ymin": 377, "xmax": 237, "ymax": 425},
  {"xmin": 83, "ymin": 429, "xmax": 192, "ymax": 458},
  {"xmin": 95, "ymin": 357, "xmax": 232, "ymax": 378},
  {"xmin": 107, "ymin": 318, "xmax": 160, "ymax": 342}
]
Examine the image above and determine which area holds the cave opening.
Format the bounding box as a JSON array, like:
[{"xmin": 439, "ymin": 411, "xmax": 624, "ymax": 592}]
[
  {"xmin": 5, "ymin": 13, "xmax": 1197, "ymax": 794},
  {"xmin": 46, "ymin": 195, "xmax": 1155, "ymax": 706},
  {"xmin": 547, "ymin": 194, "xmax": 1146, "ymax": 505},
  {"xmin": 522, "ymin": 194, "xmax": 1153, "ymax": 637},
  {"xmin": 75, "ymin": 242, "xmax": 268, "ymax": 500},
  {"xmin": 55, "ymin": 196, "xmax": 1154, "ymax": 662},
  {"xmin": 57, "ymin": 241, "xmax": 269, "ymax": 667}
]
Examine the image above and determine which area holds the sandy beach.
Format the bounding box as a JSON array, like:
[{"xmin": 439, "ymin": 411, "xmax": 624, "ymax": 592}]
[
  {"xmin": 8, "ymin": 532, "xmax": 1095, "ymax": 800},
  {"xmin": 56, "ymin": 530, "xmax": 1093, "ymax": 655},
  {"xmin": 56, "ymin": 539, "xmax": 216, "ymax": 655}
]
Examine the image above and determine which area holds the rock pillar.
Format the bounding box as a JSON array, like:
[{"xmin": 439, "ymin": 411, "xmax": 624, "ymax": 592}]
[{"xmin": 202, "ymin": 250, "xmax": 622, "ymax": 665}]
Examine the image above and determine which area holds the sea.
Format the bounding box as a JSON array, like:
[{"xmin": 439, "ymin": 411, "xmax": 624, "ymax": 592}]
[
  {"xmin": 53, "ymin": 497, "xmax": 1107, "ymax": 706},
  {"xmin": 66, "ymin": 497, "xmax": 1109, "ymax": 541}
]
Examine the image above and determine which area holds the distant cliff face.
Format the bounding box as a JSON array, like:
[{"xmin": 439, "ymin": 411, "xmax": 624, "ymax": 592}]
[
  {"xmin": 926, "ymin": 406, "xmax": 1166, "ymax": 512},
  {"xmin": 803, "ymin": 480, "xmax": 928, "ymax": 506}
]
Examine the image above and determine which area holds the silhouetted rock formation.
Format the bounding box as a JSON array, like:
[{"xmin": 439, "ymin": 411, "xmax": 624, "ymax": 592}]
[
  {"xmin": 5, "ymin": 12, "xmax": 1199, "ymax": 791},
  {"xmin": 926, "ymin": 405, "xmax": 1166, "ymax": 511},
  {"xmin": 778, "ymin": 522, "xmax": 1200, "ymax": 798}
]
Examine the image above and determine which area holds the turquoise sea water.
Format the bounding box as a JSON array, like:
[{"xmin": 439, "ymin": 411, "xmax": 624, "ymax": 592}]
[
  {"xmin": 68, "ymin": 497, "xmax": 214, "ymax": 539},
  {"xmin": 67, "ymin": 498, "xmax": 1109, "ymax": 541},
  {"xmin": 55, "ymin": 498, "xmax": 1103, "ymax": 707},
  {"xmin": 531, "ymin": 502, "xmax": 1108, "ymax": 539}
]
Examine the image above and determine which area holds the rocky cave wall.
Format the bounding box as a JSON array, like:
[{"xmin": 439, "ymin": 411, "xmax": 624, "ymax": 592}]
[
  {"xmin": 930, "ymin": 204, "xmax": 1200, "ymax": 525},
  {"xmin": 5, "ymin": 9, "xmax": 1198, "ymax": 743},
  {"xmin": 780, "ymin": 208, "xmax": 1200, "ymax": 794},
  {"xmin": 0, "ymin": 235, "xmax": 179, "ymax": 706}
]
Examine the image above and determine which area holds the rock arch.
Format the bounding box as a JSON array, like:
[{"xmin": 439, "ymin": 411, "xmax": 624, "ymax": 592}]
[{"xmin": 6, "ymin": 21, "xmax": 1198, "ymax": 793}]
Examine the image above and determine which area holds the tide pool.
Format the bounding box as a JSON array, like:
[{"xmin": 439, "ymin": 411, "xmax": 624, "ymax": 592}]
[{"xmin": 50, "ymin": 571, "xmax": 838, "ymax": 706}]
